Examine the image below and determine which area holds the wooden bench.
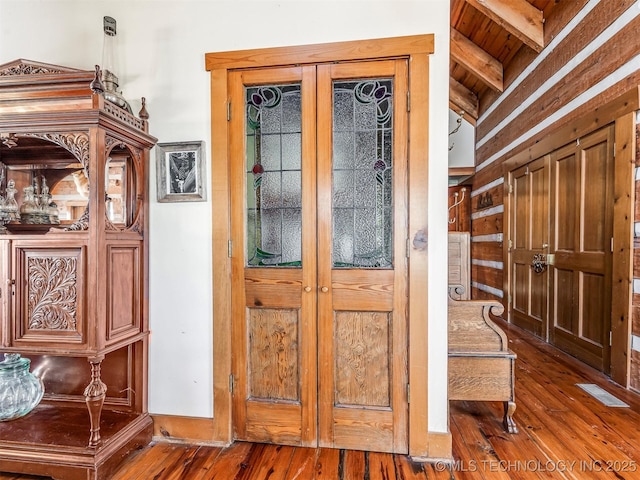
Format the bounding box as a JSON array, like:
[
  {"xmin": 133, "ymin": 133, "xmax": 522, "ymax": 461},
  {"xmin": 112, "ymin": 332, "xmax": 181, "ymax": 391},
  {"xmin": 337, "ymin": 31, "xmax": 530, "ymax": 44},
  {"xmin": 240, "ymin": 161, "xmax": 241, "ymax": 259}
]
[{"xmin": 448, "ymin": 291, "xmax": 518, "ymax": 434}]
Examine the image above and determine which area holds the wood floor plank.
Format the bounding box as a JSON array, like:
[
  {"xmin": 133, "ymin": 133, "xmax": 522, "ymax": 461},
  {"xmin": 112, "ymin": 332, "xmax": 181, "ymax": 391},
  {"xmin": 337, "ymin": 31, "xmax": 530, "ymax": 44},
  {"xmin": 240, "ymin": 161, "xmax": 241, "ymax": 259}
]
[
  {"xmin": 283, "ymin": 446, "xmax": 319, "ymax": 479},
  {"xmin": 313, "ymin": 447, "xmax": 341, "ymax": 479},
  {"xmin": 368, "ymin": 451, "xmax": 397, "ymax": 480},
  {"xmin": 160, "ymin": 445, "xmax": 223, "ymax": 480},
  {"xmin": 112, "ymin": 442, "xmax": 188, "ymax": 480},
  {"xmin": 516, "ymin": 341, "xmax": 640, "ymax": 459},
  {"xmin": 195, "ymin": 441, "xmax": 255, "ymax": 480},
  {"xmin": 342, "ymin": 450, "xmax": 366, "ymax": 479},
  {"xmin": 449, "ymin": 415, "xmax": 489, "ymax": 480},
  {"xmin": 236, "ymin": 443, "xmax": 295, "ymax": 480},
  {"xmin": 450, "ymin": 401, "xmax": 511, "ymax": 480},
  {"xmin": 456, "ymin": 401, "xmax": 555, "ymax": 480},
  {"xmin": 393, "ymin": 454, "xmax": 428, "ymax": 480}
]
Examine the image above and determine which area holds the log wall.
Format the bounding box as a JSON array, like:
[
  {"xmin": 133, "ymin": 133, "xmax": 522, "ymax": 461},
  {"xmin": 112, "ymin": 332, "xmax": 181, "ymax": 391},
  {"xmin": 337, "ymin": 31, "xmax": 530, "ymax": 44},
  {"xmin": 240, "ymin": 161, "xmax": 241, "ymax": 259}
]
[{"xmin": 469, "ymin": 0, "xmax": 640, "ymax": 387}]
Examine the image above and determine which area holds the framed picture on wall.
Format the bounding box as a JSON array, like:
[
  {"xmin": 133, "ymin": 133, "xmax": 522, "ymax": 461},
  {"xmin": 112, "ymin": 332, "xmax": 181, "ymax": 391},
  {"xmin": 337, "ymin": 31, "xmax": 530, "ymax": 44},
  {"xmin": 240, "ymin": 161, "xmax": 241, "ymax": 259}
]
[{"xmin": 156, "ymin": 141, "xmax": 206, "ymax": 202}]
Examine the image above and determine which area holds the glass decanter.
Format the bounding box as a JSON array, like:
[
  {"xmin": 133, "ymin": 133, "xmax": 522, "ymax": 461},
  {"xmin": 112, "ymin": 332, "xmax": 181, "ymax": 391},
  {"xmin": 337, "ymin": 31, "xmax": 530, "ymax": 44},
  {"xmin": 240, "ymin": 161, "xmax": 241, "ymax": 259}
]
[
  {"xmin": 19, "ymin": 185, "xmax": 37, "ymax": 223},
  {"xmin": 3, "ymin": 179, "xmax": 19, "ymax": 221},
  {"xmin": 0, "ymin": 353, "xmax": 45, "ymax": 421}
]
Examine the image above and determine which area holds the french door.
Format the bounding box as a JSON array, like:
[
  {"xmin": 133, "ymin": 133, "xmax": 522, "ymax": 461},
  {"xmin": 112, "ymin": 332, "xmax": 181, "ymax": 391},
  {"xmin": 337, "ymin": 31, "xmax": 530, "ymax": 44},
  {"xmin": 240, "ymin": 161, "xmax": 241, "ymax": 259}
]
[
  {"xmin": 508, "ymin": 126, "xmax": 614, "ymax": 372},
  {"xmin": 229, "ymin": 60, "xmax": 408, "ymax": 453}
]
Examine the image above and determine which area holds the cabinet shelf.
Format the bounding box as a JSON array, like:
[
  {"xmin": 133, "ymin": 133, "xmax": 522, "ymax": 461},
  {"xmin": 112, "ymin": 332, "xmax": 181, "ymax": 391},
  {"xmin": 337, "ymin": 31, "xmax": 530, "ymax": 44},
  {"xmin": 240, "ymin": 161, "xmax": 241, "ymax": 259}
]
[
  {"xmin": 0, "ymin": 403, "xmax": 152, "ymax": 480},
  {"xmin": 4, "ymin": 222, "xmax": 58, "ymax": 234}
]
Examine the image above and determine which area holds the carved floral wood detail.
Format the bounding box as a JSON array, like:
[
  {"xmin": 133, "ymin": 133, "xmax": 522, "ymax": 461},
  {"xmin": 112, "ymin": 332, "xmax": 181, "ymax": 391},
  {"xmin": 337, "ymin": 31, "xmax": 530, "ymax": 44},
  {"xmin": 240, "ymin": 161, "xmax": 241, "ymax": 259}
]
[
  {"xmin": 0, "ymin": 63, "xmax": 65, "ymax": 76},
  {"xmin": 23, "ymin": 132, "xmax": 90, "ymax": 172},
  {"xmin": 27, "ymin": 256, "xmax": 78, "ymax": 331}
]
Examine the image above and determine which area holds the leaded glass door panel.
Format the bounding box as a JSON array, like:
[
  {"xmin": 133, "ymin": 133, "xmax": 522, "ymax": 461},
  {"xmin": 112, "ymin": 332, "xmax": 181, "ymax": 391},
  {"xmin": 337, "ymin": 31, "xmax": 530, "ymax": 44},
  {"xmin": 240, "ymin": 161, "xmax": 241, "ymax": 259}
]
[{"xmin": 229, "ymin": 60, "xmax": 408, "ymax": 454}]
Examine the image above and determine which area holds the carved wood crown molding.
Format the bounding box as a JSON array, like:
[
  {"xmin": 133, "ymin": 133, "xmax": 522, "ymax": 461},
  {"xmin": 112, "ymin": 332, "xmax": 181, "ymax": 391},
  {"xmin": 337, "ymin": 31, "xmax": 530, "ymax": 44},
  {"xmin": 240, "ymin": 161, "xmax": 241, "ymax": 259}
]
[{"xmin": 0, "ymin": 63, "xmax": 65, "ymax": 77}]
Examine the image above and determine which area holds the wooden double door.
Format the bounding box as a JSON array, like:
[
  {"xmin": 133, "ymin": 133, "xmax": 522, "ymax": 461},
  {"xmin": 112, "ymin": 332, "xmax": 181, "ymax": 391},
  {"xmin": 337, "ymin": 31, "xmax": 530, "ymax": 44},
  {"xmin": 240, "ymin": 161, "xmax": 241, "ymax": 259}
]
[
  {"xmin": 509, "ymin": 126, "xmax": 614, "ymax": 372},
  {"xmin": 229, "ymin": 61, "xmax": 409, "ymax": 453}
]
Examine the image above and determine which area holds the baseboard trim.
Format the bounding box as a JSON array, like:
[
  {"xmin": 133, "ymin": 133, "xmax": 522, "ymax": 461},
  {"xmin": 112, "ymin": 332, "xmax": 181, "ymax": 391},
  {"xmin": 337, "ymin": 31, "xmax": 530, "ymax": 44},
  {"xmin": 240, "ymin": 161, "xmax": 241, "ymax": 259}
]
[
  {"xmin": 411, "ymin": 431, "xmax": 452, "ymax": 462},
  {"xmin": 151, "ymin": 414, "xmax": 230, "ymax": 446}
]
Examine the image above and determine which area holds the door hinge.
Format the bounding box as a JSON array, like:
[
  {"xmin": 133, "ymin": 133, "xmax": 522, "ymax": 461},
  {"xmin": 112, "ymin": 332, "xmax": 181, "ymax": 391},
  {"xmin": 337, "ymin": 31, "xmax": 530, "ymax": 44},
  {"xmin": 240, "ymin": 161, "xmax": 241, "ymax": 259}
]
[
  {"xmin": 229, "ymin": 374, "xmax": 234, "ymax": 393},
  {"xmin": 407, "ymin": 383, "xmax": 410, "ymax": 403},
  {"xmin": 406, "ymin": 238, "xmax": 411, "ymax": 258},
  {"xmin": 508, "ymin": 239, "xmax": 513, "ymax": 251},
  {"xmin": 407, "ymin": 92, "xmax": 410, "ymax": 112},
  {"xmin": 228, "ymin": 240, "xmax": 233, "ymax": 258},
  {"xmin": 227, "ymin": 101, "xmax": 231, "ymax": 121},
  {"xmin": 508, "ymin": 294, "xmax": 512, "ymax": 304},
  {"xmin": 508, "ymin": 183, "xmax": 513, "ymax": 195},
  {"xmin": 609, "ymin": 331, "xmax": 612, "ymax": 347},
  {"xmin": 611, "ymin": 237, "xmax": 614, "ymax": 253}
]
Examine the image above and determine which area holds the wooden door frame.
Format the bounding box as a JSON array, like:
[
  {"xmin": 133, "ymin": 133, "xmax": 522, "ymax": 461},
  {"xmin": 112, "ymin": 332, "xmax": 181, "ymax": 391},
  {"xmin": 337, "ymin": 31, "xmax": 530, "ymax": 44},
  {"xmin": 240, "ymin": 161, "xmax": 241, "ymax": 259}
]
[
  {"xmin": 205, "ymin": 34, "xmax": 438, "ymax": 457},
  {"xmin": 502, "ymin": 87, "xmax": 639, "ymax": 387}
]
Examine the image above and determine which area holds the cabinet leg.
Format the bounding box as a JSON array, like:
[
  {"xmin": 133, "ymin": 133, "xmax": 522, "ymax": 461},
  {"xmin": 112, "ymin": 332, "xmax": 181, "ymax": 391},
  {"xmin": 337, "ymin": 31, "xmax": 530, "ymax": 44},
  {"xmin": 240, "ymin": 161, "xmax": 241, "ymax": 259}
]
[
  {"xmin": 503, "ymin": 400, "xmax": 518, "ymax": 434},
  {"xmin": 84, "ymin": 358, "xmax": 107, "ymax": 447}
]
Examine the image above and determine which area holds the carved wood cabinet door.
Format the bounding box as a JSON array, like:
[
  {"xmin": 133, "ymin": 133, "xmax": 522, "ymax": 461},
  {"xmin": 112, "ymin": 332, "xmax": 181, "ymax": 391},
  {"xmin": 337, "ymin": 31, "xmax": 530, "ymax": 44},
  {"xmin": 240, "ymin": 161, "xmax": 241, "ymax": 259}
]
[
  {"xmin": 229, "ymin": 60, "xmax": 409, "ymax": 453},
  {"xmin": 8, "ymin": 240, "xmax": 87, "ymax": 348}
]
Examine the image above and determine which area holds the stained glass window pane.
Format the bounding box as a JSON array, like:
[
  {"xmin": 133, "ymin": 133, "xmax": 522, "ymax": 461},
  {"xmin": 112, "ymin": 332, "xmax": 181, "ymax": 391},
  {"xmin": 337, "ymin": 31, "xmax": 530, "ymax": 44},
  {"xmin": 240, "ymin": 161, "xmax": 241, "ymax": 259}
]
[
  {"xmin": 246, "ymin": 84, "xmax": 302, "ymax": 267},
  {"xmin": 332, "ymin": 79, "xmax": 393, "ymax": 269}
]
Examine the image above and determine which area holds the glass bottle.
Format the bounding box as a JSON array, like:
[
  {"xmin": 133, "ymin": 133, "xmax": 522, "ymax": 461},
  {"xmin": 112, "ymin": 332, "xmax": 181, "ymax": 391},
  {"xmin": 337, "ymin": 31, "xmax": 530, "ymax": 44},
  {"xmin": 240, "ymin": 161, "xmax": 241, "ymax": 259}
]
[
  {"xmin": 0, "ymin": 353, "xmax": 44, "ymax": 421},
  {"xmin": 19, "ymin": 185, "xmax": 36, "ymax": 223},
  {"xmin": 4, "ymin": 179, "xmax": 19, "ymax": 221}
]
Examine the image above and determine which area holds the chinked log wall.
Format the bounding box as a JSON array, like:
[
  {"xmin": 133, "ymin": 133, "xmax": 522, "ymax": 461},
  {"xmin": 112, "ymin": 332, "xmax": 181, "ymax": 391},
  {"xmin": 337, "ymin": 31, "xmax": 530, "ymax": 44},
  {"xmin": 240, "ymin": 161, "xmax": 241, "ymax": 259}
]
[{"xmin": 469, "ymin": 0, "xmax": 640, "ymax": 387}]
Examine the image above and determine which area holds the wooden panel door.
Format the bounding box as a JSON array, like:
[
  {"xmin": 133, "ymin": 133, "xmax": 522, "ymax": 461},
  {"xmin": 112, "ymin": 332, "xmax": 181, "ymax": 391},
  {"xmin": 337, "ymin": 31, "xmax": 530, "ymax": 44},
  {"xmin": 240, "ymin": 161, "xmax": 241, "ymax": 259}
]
[
  {"xmin": 549, "ymin": 127, "xmax": 614, "ymax": 372},
  {"xmin": 229, "ymin": 66, "xmax": 317, "ymax": 447},
  {"xmin": 229, "ymin": 60, "xmax": 408, "ymax": 453},
  {"xmin": 509, "ymin": 156, "xmax": 549, "ymax": 338},
  {"xmin": 316, "ymin": 61, "xmax": 408, "ymax": 453}
]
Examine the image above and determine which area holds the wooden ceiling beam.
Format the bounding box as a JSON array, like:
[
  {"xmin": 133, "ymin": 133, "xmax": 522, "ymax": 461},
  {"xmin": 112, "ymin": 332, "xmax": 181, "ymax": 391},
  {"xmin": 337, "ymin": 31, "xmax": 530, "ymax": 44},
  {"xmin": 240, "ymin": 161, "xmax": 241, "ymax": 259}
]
[
  {"xmin": 465, "ymin": 0, "xmax": 544, "ymax": 53},
  {"xmin": 449, "ymin": 77, "xmax": 479, "ymax": 123},
  {"xmin": 451, "ymin": 28, "xmax": 503, "ymax": 93}
]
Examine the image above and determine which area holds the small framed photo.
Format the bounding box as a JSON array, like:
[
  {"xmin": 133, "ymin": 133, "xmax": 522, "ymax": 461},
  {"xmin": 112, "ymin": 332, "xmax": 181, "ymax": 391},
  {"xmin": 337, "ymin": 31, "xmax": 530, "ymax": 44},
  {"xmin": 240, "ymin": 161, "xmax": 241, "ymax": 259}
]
[{"xmin": 156, "ymin": 141, "xmax": 206, "ymax": 202}]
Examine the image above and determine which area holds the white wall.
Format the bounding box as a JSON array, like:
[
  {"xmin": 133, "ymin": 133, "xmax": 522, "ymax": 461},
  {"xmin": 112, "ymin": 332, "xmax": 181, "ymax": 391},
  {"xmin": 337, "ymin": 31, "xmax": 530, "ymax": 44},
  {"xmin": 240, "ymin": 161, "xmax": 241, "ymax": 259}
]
[
  {"xmin": 448, "ymin": 109, "xmax": 475, "ymax": 168},
  {"xmin": 0, "ymin": 0, "xmax": 451, "ymax": 433}
]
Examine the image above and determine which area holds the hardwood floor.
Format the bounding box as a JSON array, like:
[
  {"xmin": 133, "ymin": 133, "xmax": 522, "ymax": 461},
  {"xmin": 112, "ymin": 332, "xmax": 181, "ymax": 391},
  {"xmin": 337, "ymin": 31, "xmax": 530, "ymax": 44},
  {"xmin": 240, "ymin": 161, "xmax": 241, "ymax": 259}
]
[{"xmin": 2, "ymin": 319, "xmax": 640, "ymax": 479}]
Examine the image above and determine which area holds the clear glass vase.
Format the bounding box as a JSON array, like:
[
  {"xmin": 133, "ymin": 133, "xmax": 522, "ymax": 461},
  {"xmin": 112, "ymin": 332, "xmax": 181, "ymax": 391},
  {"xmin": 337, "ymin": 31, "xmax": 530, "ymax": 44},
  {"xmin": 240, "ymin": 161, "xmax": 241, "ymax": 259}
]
[{"xmin": 0, "ymin": 353, "xmax": 44, "ymax": 421}]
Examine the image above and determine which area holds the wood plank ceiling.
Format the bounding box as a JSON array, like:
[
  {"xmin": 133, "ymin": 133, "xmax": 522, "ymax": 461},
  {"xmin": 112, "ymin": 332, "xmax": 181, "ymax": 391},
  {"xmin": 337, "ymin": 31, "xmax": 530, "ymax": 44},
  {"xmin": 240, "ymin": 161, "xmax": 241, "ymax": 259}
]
[{"xmin": 450, "ymin": 0, "xmax": 559, "ymax": 124}]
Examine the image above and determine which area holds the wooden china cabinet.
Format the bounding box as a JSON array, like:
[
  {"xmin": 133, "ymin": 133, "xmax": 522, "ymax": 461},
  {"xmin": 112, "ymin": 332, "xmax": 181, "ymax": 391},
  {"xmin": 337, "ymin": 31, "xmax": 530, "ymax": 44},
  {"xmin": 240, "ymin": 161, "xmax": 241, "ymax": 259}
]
[{"xmin": 0, "ymin": 60, "xmax": 156, "ymax": 480}]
